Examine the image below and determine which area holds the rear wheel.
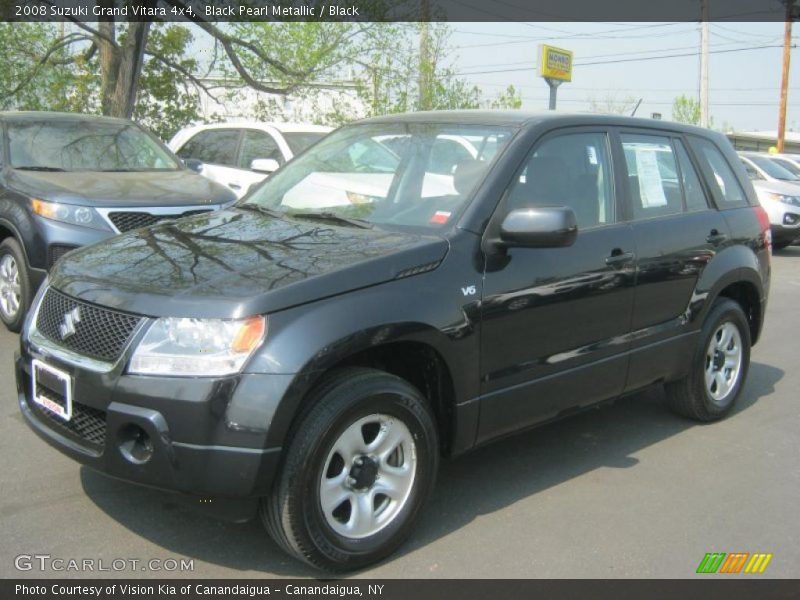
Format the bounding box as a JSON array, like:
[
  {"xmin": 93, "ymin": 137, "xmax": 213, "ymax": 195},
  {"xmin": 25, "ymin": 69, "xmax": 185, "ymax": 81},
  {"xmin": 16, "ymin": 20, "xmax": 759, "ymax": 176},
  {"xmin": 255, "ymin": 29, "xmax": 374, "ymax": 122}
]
[
  {"xmin": 261, "ymin": 368, "xmax": 439, "ymax": 571},
  {"xmin": 0, "ymin": 238, "xmax": 31, "ymax": 333},
  {"xmin": 665, "ymin": 298, "xmax": 751, "ymax": 421}
]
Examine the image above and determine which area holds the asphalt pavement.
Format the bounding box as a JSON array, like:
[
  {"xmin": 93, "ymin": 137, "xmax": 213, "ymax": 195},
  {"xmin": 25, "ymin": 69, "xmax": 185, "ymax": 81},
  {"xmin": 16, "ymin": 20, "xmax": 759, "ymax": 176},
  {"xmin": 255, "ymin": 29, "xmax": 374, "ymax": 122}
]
[{"xmin": 1, "ymin": 250, "xmax": 798, "ymax": 579}]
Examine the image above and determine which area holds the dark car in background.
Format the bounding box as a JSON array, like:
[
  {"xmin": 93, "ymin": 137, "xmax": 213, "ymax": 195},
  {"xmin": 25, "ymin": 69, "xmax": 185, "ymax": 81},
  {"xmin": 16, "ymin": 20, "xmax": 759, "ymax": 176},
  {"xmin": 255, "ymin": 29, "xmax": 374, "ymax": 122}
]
[
  {"xmin": 0, "ymin": 112, "xmax": 237, "ymax": 331},
  {"xmin": 16, "ymin": 112, "xmax": 770, "ymax": 571}
]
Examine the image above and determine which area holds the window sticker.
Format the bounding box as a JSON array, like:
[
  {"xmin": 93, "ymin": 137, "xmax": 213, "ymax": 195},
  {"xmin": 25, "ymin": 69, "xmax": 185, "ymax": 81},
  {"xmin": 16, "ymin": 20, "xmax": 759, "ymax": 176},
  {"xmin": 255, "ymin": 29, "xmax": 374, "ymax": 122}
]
[
  {"xmin": 632, "ymin": 144, "xmax": 669, "ymax": 208},
  {"xmin": 430, "ymin": 210, "xmax": 451, "ymax": 224},
  {"xmin": 586, "ymin": 145, "xmax": 598, "ymax": 165}
]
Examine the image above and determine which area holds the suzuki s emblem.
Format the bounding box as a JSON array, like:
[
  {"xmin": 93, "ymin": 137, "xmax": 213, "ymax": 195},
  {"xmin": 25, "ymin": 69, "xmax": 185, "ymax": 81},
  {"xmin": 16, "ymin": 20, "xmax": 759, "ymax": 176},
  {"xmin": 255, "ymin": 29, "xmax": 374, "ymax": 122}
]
[
  {"xmin": 461, "ymin": 285, "xmax": 477, "ymax": 297},
  {"xmin": 59, "ymin": 306, "xmax": 82, "ymax": 340}
]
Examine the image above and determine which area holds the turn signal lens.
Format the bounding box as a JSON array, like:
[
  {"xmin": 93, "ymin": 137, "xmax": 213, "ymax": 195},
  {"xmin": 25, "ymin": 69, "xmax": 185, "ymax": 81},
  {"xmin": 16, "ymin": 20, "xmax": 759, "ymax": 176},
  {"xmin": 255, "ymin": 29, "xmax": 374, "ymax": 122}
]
[{"xmin": 232, "ymin": 316, "xmax": 267, "ymax": 353}]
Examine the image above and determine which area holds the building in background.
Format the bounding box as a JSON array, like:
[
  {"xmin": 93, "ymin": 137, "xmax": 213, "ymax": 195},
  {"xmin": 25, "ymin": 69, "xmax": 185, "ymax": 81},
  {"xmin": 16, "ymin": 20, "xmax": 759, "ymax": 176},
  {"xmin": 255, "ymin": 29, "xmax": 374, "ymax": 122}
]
[
  {"xmin": 192, "ymin": 77, "xmax": 368, "ymax": 126},
  {"xmin": 727, "ymin": 131, "xmax": 800, "ymax": 153}
]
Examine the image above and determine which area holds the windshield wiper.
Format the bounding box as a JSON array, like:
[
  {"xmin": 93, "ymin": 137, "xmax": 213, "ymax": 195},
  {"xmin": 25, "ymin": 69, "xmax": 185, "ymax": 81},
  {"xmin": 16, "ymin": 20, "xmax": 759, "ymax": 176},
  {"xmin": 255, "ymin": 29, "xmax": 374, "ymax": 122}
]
[
  {"xmin": 14, "ymin": 166, "xmax": 66, "ymax": 172},
  {"xmin": 289, "ymin": 211, "xmax": 373, "ymax": 229},
  {"xmin": 237, "ymin": 204, "xmax": 286, "ymax": 218}
]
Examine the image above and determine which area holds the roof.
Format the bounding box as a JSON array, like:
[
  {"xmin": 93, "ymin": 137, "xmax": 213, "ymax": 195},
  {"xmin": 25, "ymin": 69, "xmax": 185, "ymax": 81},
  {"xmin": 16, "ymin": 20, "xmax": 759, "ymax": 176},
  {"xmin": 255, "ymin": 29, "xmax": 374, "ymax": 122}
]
[
  {"xmin": 0, "ymin": 111, "xmax": 132, "ymax": 125},
  {"xmin": 354, "ymin": 110, "xmax": 718, "ymax": 137},
  {"xmin": 183, "ymin": 120, "xmax": 332, "ymax": 133}
]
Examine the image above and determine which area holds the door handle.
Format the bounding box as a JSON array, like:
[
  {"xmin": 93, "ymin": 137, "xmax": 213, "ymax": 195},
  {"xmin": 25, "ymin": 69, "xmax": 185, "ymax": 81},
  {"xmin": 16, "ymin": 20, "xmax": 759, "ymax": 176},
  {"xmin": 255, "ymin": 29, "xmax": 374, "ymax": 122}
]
[
  {"xmin": 228, "ymin": 182, "xmax": 242, "ymax": 190},
  {"xmin": 605, "ymin": 249, "xmax": 635, "ymax": 266},
  {"xmin": 706, "ymin": 229, "xmax": 728, "ymax": 245}
]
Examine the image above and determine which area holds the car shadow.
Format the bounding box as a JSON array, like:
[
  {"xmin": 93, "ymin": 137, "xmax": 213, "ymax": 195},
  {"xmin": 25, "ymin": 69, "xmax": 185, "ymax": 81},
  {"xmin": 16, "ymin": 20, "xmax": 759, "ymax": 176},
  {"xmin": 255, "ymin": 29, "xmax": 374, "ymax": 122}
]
[
  {"xmin": 80, "ymin": 361, "xmax": 783, "ymax": 577},
  {"xmin": 773, "ymin": 245, "xmax": 800, "ymax": 256}
]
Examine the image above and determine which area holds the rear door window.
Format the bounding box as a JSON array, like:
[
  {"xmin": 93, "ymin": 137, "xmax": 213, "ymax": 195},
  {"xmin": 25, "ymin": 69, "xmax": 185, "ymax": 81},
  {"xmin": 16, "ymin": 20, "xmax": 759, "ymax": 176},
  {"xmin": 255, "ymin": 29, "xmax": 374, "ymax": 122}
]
[{"xmin": 621, "ymin": 134, "xmax": 683, "ymax": 220}]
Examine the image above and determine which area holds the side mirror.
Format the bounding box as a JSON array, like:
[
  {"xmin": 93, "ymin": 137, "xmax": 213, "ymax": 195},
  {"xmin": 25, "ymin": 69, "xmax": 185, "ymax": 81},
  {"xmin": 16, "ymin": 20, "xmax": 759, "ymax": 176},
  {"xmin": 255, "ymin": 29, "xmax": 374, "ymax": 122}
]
[
  {"xmin": 184, "ymin": 158, "xmax": 203, "ymax": 173},
  {"xmin": 499, "ymin": 207, "xmax": 578, "ymax": 248},
  {"xmin": 250, "ymin": 158, "xmax": 280, "ymax": 174}
]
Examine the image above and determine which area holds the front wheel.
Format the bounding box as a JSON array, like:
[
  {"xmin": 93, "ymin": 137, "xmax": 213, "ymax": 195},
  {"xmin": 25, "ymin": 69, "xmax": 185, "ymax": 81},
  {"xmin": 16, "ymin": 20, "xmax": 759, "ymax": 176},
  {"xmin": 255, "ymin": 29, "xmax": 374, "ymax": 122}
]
[
  {"xmin": 0, "ymin": 238, "xmax": 32, "ymax": 333},
  {"xmin": 261, "ymin": 368, "xmax": 439, "ymax": 571},
  {"xmin": 665, "ymin": 298, "xmax": 751, "ymax": 421}
]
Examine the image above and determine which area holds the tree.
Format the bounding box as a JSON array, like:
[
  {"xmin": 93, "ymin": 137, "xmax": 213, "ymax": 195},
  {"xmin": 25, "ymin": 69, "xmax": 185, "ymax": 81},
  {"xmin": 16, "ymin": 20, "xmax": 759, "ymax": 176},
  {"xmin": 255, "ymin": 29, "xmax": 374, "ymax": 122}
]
[
  {"xmin": 7, "ymin": 0, "xmax": 375, "ymax": 120},
  {"xmin": 487, "ymin": 85, "xmax": 523, "ymax": 110},
  {"xmin": 587, "ymin": 94, "xmax": 639, "ymax": 115},
  {"xmin": 672, "ymin": 94, "xmax": 701, "ymax": 125}
]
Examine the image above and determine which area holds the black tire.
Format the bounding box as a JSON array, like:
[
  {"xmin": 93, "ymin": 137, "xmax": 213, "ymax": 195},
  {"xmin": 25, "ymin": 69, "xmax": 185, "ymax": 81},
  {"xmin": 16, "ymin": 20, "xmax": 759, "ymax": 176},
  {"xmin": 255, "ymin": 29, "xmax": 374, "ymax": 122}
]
[
  {"xmin": 261, "ymin": 367, "xmax": 439, "ymax": 572},
  {"xmin": 665, "ymin": 298, "xmax": 751, "ymax": 421},
  {"xmin": 0, "ymin": 237, "xmax": 32, "ymax": 333}
]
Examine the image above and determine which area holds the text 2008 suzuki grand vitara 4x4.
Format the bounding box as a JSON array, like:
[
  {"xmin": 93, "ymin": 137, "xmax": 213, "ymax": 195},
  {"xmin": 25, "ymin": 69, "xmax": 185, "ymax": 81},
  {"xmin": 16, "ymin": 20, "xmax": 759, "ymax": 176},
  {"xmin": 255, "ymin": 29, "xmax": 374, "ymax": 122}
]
[{"xmin": 16, "ymin": 112, "xmax": 770, "ymax": 571}]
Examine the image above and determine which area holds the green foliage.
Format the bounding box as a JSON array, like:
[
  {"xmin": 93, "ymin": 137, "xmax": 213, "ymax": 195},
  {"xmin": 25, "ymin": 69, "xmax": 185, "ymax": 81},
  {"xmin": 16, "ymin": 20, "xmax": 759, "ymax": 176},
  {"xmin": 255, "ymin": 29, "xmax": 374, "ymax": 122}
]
[
  {"xmin": 487, "ymin": 85, "xmax": 523, "ymax": 110},
  {"xmin": 672, "ymin": 94, "xmax": 701, "ymax": 125},
  {"xmin": 131, "ymin": 25, "xmax": 201, "ymax": 140},
  {"xmin": 0, "ymin": 23, "xmax": 98, "ymax": 113}
]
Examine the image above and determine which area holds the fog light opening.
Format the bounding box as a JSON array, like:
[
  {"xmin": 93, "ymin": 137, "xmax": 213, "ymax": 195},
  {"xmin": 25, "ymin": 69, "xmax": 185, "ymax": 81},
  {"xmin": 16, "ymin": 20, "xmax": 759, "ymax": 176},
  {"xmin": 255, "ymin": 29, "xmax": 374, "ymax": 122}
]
[{"xmin": 118, "ymin": 424, "xmax": 154, "ymax": 464}]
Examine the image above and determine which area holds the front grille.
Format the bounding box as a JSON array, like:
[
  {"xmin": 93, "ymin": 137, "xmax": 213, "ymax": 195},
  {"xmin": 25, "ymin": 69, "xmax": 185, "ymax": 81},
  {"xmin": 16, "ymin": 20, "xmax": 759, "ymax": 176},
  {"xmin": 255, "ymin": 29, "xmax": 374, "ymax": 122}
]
[
  {"xmin": 107, "ymin": 209, "xmax": 212, "ymax": 232},
  {"xmin": 35, "ymin": 288, "xmax": 142, "ymax": 362},
  {"xmin": 47, "ymin": 244, "xmax": 78, "ymax": 269},
  {"xmin": 28, "ymin": 393, "xmax": 107, "ymax": 452}
]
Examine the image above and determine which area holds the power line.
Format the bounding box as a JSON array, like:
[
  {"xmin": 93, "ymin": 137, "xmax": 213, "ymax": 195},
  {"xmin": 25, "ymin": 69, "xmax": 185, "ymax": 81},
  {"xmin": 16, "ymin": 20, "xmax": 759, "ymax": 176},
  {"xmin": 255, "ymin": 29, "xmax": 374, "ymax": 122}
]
[
  {"xmin": 453, "ymin": 39, "xmax": 768, "ymax": 74},
  {"xmin": 575, "ymin": 43, "xmax": 789, "ymax": 67},
  {"xmin": 452, "ymin": 43, "xmax": 789, "ymax": 76}
]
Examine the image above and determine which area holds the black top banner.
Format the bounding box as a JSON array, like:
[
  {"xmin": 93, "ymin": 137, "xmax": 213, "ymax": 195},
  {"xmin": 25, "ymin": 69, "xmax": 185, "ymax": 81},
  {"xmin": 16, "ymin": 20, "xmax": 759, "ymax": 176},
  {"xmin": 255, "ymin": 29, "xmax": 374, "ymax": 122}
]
[{"xmin": 2, "ymin": 0, "xmax": 798, "ymax": 23}]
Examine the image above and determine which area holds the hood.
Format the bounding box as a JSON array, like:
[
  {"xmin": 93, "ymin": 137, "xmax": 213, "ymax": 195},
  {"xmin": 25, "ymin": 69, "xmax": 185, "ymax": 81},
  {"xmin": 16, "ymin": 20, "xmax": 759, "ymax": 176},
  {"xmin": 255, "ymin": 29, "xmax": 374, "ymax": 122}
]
[
  {"xmin": 6, "ymin": 168, "xmax": 236, "ymax": 207},
  {"xmin": 751, "ymin": 179, "xmax": 800, "ymax": 197},
  {"xmin": 49, "ymin": 208, "xmax": 448, "ymax": 318}
]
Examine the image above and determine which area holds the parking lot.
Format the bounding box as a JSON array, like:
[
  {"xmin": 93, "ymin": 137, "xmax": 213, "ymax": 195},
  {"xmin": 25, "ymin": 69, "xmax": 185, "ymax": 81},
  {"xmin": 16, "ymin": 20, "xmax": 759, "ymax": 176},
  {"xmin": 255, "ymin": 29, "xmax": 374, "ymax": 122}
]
[{"xmin": 0, "ymin": 249, "xmax": 798, "ymax": 579}]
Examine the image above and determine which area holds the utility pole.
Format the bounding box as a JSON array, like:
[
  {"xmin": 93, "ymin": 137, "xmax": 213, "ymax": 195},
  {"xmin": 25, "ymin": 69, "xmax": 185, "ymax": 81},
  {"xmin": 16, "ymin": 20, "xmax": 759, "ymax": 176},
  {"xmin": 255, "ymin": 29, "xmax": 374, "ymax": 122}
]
[
  {"xmin": 418, "ymin": 0, "xmax": 432, "ymax": 111},
  {"xmin": 700, "ymin": 0, "xmax": 710, "ymax": 128},
  {"xmin": 777, "ymin": 0, "xmax": 795, "ymax": 153}
]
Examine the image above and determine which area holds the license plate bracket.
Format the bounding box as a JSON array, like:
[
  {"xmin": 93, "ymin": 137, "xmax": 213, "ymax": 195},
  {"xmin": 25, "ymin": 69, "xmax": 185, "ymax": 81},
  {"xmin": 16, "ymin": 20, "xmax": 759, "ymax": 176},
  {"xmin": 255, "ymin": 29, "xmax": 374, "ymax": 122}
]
[{"xmin": 31, "ymin": 359, "xmax": 73, "ymax": 421}]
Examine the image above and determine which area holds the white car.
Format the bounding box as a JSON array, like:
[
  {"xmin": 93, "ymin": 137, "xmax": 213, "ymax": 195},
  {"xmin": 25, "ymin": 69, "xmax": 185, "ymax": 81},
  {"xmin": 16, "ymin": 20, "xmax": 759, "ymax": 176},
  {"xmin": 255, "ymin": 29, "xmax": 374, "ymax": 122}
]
[
  {"xmin": 739, "ymin": 153, "xmax": 800, "ymax": 249},
  {"xmin": 168, "ymin": 122, "xmax": 332, "ymax": 198},
  {"xmin": 739, "ymin": 151, "xmax": 800, "ymax": 186},
  {"xmin": 770, "ymin": 153, "xmax": 800, "ymax": 178}
]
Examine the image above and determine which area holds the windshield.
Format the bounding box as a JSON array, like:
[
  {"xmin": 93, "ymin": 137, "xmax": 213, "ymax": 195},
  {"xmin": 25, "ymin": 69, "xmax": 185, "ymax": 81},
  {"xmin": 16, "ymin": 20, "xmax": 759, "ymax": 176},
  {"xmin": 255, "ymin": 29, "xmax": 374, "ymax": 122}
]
[
  {"xmin": 244, "ymin": 122, "xmax": 514, "ymax": 230},
  {"xmin": 283, "ymin": 131, "xmax": 328, "ymax": 155},
  {"xmin": 746, "ymin": 154, "xmax": 799, "ymax": 181},
  {"xmin": 7, "ymin": 119, "xmax": 180, "ymax": 172},
  {"xmin": 772, "ymin": 157, "xmax": 800, "ymax": 178}
]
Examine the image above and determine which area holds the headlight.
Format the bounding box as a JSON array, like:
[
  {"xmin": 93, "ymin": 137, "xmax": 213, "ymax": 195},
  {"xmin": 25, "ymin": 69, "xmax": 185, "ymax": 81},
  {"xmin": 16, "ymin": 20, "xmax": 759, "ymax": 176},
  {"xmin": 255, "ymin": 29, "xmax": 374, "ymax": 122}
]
[
  {"xmin": 129, "ymin": 316, "xmax": 266, "ymax": 377},
  {"xmin": 765, "ymin": 192, "xmax": 800, "ymax": 206},
  {"xmin": 31, "ymin": 198, "xmax": 110, "ymax": 231}
]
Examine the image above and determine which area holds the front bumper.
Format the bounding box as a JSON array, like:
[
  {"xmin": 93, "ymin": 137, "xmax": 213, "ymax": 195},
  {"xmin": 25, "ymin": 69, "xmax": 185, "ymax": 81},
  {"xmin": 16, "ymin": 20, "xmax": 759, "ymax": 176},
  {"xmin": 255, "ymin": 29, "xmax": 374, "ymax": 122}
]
[
  {"xmin": 771, "ymin": 223, "xmax": 800, "ymax": 246},
  {"xmin": 15, "ymin": 334, "xmax": 293, "ymax": 498}
]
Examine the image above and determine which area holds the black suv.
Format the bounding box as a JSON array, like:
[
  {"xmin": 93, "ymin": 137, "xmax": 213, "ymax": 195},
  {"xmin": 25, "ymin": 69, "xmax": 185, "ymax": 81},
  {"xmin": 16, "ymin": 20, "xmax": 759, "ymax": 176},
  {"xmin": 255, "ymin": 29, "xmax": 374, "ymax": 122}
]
[{"xmin": 15, "ymin": 112, "xmax": 770, "ymax": 571}]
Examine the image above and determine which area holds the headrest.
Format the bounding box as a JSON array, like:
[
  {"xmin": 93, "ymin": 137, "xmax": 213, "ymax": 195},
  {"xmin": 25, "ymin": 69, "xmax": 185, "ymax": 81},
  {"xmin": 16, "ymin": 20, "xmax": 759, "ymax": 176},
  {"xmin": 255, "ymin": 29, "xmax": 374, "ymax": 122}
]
[{"xmin": 452, "ymin": 159, "xmax": 488, "ymax": 196}]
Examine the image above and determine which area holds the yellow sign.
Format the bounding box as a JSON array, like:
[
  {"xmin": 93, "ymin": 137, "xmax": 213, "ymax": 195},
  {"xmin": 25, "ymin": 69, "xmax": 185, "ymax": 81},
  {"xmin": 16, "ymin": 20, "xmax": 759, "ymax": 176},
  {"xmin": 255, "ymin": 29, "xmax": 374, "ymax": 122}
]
[{"xmin": 539, "ymin": 45, "xmax": 573, "ymax": 82}]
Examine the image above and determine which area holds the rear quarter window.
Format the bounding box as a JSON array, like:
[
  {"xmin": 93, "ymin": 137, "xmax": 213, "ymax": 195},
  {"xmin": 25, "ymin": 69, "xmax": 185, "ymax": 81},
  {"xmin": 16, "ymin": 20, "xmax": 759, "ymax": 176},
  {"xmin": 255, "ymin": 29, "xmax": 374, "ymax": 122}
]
[{"xmin": 688, "ymin": 136, "xmax": 750, "ymax": 209}]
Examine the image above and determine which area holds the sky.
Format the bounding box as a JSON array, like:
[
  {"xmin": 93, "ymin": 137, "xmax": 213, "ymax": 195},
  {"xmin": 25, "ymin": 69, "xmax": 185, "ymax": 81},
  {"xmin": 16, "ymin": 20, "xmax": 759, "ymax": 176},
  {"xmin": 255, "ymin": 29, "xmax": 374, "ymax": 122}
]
[{"xmin": 444, "ymin": 22, "xmax": 798, "ymax": 132}]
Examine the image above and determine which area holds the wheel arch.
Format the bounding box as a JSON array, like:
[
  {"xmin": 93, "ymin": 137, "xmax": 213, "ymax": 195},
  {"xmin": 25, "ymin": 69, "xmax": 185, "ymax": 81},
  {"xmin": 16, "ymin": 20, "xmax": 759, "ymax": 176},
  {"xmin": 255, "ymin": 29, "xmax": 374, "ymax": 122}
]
[{"xmin": 266, "ymin": 327, "xmax": 464, "ymax": 459}]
